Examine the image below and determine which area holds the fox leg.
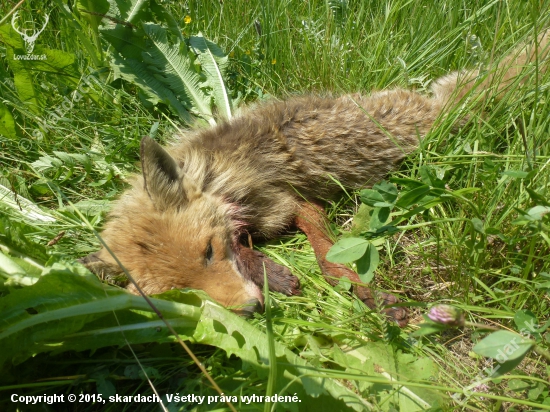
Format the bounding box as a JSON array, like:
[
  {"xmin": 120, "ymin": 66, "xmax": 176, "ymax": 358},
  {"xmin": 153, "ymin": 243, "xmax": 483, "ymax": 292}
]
[{"xmin": 295, "ymin": 202, "xmax": 408, "ymax": 327}]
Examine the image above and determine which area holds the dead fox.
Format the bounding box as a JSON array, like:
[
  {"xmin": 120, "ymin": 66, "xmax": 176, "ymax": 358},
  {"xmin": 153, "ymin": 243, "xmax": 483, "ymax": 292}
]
[{"xmin": 82, "ymin": 32, "xmax": 549, "ymax": 326}]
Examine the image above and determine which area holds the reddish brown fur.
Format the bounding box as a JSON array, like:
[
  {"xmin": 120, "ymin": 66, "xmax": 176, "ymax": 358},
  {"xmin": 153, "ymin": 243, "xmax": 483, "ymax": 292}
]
[{"xmin": 83, "ymin": 32, "xmax": 549, "ymax": 323}]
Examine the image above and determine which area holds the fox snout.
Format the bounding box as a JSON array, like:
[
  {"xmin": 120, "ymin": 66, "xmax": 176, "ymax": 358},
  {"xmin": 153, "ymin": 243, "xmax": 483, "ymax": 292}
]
[
  {"xmin": 232, "ymin": 298, "xmax": 265, "ymax": 317},
  {"xmin": 81, "ymin": 245, "xmax": 266, "ymax": 314}
]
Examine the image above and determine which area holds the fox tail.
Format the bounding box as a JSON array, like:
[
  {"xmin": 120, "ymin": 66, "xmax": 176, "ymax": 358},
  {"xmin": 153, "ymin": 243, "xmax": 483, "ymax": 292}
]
[{"xmin": 432, "ymin": 30, "xmax": 550, "ymax": 109}]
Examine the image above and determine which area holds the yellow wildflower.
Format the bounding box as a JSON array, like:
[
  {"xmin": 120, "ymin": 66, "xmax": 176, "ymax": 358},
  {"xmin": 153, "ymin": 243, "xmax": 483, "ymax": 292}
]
[{"xmin": 184, "ymin": 15, "xmax": 192, "ymax": 24}]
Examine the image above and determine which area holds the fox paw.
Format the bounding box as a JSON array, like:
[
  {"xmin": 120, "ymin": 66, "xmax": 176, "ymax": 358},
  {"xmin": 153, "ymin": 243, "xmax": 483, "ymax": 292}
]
[
  {"xmin": 236, "ymin": 246, "xmax": 300, "ymax": 296},
  {"xmin": 361, "ymin": 290, "xmax": 409, "ymax": 327},
  {"xmin": 265, "ymin": 261, "xmax": 301, "ymax": 296}
]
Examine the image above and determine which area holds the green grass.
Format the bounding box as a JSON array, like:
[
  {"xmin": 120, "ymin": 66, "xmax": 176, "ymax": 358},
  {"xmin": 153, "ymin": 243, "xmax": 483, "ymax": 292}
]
[{"xmin": 1, "ymin": 0, "xmax": 550, "ymax": 411}]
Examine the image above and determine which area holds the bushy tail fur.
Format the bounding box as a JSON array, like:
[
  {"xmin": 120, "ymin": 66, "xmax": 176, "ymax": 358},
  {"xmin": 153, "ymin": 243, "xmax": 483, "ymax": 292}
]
[{"xmin": 432, "ymin": 30, "xmax": 550, "ymax": 110}]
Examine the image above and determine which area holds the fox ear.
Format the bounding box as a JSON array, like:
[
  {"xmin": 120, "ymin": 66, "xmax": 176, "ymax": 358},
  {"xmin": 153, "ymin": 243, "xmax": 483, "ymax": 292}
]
[{"xmin": 140, "ymin": 136, "xmax": 184, "ymax": 209}]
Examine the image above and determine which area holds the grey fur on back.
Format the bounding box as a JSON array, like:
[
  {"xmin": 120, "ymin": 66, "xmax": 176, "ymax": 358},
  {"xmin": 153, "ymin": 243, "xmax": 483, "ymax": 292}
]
[{"xmin": 167, "ymin": 90, "xmax": 441, "ymax": 237}]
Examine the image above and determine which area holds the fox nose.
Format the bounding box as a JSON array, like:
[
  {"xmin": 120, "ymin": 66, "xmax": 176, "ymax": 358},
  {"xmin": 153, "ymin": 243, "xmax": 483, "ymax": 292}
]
[
  {"xmin": 248, "ymin": 298, "xmax": 264, "ymax": 313},
  {"xmin": 234, "ymin": 298, "xmax": 264, "ymax": 317}
]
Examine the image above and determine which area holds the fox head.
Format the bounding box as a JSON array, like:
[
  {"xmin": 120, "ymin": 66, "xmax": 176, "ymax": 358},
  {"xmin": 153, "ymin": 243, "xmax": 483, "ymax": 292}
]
[{"xmin": 82, "ymin": 136, "xmax": 264, "ymax": 315}]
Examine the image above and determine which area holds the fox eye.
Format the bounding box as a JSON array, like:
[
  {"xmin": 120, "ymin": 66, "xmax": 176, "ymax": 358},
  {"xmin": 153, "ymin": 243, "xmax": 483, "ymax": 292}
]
[{"xmin": 205, "ymin": 242, "xmax": 214, "ymax": 265}]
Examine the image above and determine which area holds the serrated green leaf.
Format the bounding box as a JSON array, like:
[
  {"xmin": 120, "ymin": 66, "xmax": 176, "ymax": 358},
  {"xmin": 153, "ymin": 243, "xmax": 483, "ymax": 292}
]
[
  {"xmin": 0, "ymin": 267, "xmax": 366, "ymax": 410},
  {"xmin": 190, "ymin": 33, "xmax": 232, "ymax": 120},
  {"xmin": 114, "ymin": 55, "xmax": 193, "ymax": 122},
  {"xmin": 142, "ymin": 23, "xmax": 214, "ymax": 123},
  {"xmin": 0, "ymin": 252, "xmax": 27, "ymax": 276},
  {"xmin": 100, "ymin": 22, "xmax": 193, "ymax": 123},
  {"xmin": 106, "ymin": 0, "xmax": 150, "ymax": 22}
]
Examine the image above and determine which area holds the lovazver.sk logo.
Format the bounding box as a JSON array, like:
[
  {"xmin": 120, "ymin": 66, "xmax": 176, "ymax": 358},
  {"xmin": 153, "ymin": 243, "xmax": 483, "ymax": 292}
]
[{"xmin": 11, "ymin": 11, "xmax": 49, "ymax": 60}]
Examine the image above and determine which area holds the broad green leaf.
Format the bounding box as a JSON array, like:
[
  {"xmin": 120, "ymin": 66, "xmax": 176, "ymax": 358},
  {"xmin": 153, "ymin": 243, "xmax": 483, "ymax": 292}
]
[
  {"xmin": 76, "ymin": 0, "xmax": 110, "ymax": 34},
  {"xmin": 473, "ymin": 330, "xmax": 533, "ymax": 361},
  {"xmin": 356, "ymin": 243, "xmax": 379, "ymax": 283},
  {"xmin": 18, "ymin": 47, "xmax": 80, "ymax": 84},
  {"xmin": 390, "ymin": 177, "xmax": 426, "ymax": 189},
  {"xmin": 0, "ymin": 24, "xmax": 86, "ymax": 117},
  {"xmin": 507, "ymin": 379, "xmax": 530, "ymax": 391},
  {"xmin": 396, "ymin": 185, "xmax": 431, "ymax": 208},
  {"xmin": 335, "ymin": 339, "xmax": 447, "ymax": 410},
  {"xmin": 502, "ymin": 170, "xmax": 531, "ymax": 179},
  {"xmin": 513, "ymin": 206, "xmax": 550, "ymax": 225},
  {"xmin": 471, "ymin": 218, "xmax": 485, "ymax": 234},
  {"xmin": 411, "ymin": 321, "xmax": 448, "ymax": 337},
  {"xmin": 335, "ymin": 276, "xmax": 352, "ymax": 291},
  {"xmin": 326, "ymin": 237, "xmax": 369, "ymax": 263},
  {"xmin": 0, "ymin": 26, "xmax": 40, "ymax": 114},
  {"xmin": 360, "ymin": 189, "xmax": 384, "ymax": 207},
  {"xmin": 369, "ymin": 207, "xmax": 390, "ymax": 230},
  {"xmin": 528, "ymin": 382, "xmax": 545, "ymax": 400},
  {"xmin": 96, "ymin": 377, "xmax": 117, "ymax": 397},
  {"xmin": 373, "ymin": 201, "xmax": 394, "ymax": 208},
  {"xmin": 419, "ymin": 165, "xmax": 445, "ymax": 189},
  {"xmin": 527, "ymin": 206, "xmax": 550, "ymax": 220},
  {"xmin": 0, "ymin": 101, "xmax": 17, "ymax": 139},
  {"xmin": 373, "ymin": 180, "xmax": 398, "ymax": 204},
  {"xmin": 514, "ymin": 310, "xmax": 540, "ymax": 338},
  {"xmin": 490, "ymin": 356, "xmax": 526, "ymax": 377},
  {"xmin": 525, "ymin": 188, "xmax": 550, "ymax": 207}
]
